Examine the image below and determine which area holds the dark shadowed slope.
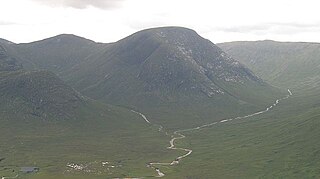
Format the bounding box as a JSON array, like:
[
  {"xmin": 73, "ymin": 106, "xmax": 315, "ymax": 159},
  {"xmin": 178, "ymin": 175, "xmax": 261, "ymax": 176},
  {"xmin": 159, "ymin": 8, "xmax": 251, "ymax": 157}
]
[{"xmin": 0, "ymin": 44, "xmax": 85, "ymax": 120}]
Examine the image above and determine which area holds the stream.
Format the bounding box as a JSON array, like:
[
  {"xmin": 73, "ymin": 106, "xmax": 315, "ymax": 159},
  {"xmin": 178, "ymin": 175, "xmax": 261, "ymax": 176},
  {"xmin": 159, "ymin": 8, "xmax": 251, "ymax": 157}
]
[{"xmin": 131, "ymin": 89, "xmax": 292, "ymax": 178}]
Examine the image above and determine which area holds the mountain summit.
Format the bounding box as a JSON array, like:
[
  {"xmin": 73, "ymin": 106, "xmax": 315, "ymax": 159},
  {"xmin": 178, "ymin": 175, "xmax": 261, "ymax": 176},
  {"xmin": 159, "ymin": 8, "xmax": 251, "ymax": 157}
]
[{"xmin": 62, "ymin": 27, "xmax": 281, "ymax": 122}]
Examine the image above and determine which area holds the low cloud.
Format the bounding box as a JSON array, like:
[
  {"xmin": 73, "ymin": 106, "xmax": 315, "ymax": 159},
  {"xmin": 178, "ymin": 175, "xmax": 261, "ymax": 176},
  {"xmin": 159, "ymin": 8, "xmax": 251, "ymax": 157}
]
[
  {"xmin": 31, "ymin": 0, "xmax": 125, "ymax": 9},
  {"xmin": 214, "ymin": 22, "xmax": 320, "ymax": 35},
  {"xmin": 215, "ymin": 24, "xmax": 271, "ymax": 33}
]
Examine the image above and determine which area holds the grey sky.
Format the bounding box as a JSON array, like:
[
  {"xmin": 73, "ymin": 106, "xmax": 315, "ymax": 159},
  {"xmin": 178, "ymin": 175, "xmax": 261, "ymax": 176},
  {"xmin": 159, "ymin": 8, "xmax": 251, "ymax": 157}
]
[
  {"xmin": 1, "ymin": 0, "xmax": 320, "ymax": 43},
  {"xmin": 0, "ymin": 21, "xmax": 16, "ymax": 26},
  {"xmin": 30, "ymin": 0, "xmax": 124, "ymax": 9}
]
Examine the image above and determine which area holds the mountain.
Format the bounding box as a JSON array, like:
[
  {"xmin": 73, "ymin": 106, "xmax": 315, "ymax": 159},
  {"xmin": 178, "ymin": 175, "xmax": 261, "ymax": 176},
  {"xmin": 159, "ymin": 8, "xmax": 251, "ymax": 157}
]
[
  {"xmin": 66, "ymin": 27, "xmax": 258, "ymax": 95},
  {"xmin": 218, "ymin": 40, "xmax": 320, "ymax": 91},
  {"xmin": 60, "ymin": 27, "xmax": 283, "ymax": 127}
]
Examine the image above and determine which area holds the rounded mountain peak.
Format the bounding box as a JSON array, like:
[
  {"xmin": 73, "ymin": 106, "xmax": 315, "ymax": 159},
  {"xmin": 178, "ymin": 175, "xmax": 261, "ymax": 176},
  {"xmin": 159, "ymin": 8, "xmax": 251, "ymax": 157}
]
[
  {"xmin": 138, "ymin": 26, "xmax": 198, "ymax": 36},
  {"xmin": 121, "ymin": 26, "xmax": 203, "ymax": 45}
]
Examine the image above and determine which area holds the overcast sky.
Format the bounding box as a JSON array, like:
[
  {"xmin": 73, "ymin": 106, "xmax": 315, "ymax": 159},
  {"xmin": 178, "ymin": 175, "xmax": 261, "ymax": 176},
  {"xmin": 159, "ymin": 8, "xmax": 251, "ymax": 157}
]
[{"xmin": 1, "ymin": 0, "xmax": 320, "ymax": 43}]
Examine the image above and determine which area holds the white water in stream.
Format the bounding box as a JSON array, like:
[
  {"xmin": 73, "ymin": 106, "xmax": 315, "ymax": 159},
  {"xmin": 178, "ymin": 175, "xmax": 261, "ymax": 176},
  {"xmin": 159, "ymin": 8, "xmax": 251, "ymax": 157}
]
[
  {"xmin": 1, "ymin": 175, "xmax": 19, "ymax": 179},
  {"xmin": 127, "ymin": 89, "xmax": 292, "ymax": 178}
]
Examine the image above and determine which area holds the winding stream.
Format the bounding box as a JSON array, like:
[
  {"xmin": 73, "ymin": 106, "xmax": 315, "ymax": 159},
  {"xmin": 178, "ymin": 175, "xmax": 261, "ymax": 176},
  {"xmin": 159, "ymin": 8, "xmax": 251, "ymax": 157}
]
[{"xmin": 132, "ymin": 89, "xmax": 292, "ymax": 178}]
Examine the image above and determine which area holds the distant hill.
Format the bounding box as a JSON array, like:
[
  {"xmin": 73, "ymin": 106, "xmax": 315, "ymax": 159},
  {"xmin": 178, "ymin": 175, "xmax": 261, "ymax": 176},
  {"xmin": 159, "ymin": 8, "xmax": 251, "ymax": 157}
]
[
  {"xmin": 0, "ymin": 34, "xmax": 108, "ymax": 74},
  {"xmin": 218, "ymin": 40, "xmax": 320, "ymax": 91}
]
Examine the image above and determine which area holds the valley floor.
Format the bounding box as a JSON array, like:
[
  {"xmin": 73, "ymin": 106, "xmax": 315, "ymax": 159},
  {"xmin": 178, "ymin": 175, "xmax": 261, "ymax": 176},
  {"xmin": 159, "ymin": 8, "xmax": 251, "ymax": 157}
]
[{"xmin": 1, "ymin": 89, "xmax": 320, "ymax": 179}]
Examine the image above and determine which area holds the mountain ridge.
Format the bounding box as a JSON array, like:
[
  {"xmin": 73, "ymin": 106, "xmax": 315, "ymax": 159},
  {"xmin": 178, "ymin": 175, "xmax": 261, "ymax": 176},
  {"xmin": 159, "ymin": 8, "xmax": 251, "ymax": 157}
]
[
  {"xmin": 66, "ymin": 27, "xmax": 266, "ymax": 95},
  {"xmin": 0, "ymin": 27, "xmax": 284, "ymax": 127}
]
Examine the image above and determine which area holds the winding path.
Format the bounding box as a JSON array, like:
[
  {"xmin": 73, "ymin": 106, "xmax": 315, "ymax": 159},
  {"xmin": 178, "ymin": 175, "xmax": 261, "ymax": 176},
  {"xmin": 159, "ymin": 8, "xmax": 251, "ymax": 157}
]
[{"xmin": 132, "ymin": 89, "xmax": 293, "ymax": 178}]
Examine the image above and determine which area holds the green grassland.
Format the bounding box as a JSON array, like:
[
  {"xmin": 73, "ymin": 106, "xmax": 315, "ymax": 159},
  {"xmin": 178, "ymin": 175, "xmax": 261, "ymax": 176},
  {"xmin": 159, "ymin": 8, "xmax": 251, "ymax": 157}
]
[
  {"xmin": 0, "ymin": 84, "xmax": 318, "ymax": 179},
  {"xmin": 0, "ymin": 101, "xmax": 184, "ymax": 179}
]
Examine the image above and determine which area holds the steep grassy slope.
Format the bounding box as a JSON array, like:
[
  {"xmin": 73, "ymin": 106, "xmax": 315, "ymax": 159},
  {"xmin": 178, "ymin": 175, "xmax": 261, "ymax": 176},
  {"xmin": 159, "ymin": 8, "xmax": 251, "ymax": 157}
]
[
  {"xmin": 218, "ymin": 40, "xmax": 320, "ymax": 91},
  {"xmin": 0, "ymin": 70, "xmax": 84, "ymax": 120}
]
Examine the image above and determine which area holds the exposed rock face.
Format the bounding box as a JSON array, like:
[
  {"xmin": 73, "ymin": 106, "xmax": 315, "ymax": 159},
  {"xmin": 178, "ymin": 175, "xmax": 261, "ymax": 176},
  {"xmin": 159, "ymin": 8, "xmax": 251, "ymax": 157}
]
[{"xmin": 133, "ymin": 27, "xmax": 261, "ymax": 96}]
